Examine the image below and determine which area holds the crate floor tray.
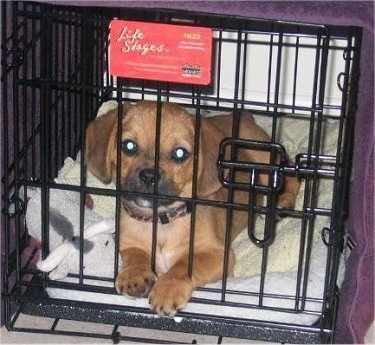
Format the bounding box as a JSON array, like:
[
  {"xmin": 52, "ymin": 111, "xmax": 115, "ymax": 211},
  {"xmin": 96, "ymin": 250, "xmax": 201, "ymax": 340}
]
[
  {"xmin": 19, "ymin": 237, "xmax": 341, "ymax": 344},
  {"xmin": 20, "ymin": 281, "xmax": 331, "ymax": 344}
]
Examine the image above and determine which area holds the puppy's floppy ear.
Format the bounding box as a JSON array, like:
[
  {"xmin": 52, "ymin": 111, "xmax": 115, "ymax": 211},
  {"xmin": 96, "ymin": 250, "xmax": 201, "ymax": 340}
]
[
  {"xmin": 85, "ymin": 108, "xmax": 119, "ymax": 183},
  {"xmin": 197, "ymin": 118, "xmax": 224, "ymax": 197}
]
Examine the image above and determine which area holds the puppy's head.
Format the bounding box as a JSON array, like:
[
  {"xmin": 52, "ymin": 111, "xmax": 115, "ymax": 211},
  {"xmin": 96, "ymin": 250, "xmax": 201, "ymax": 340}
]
[{"xmin": 86, "ymin": 101, "xmax": 222, "ymax": 220}]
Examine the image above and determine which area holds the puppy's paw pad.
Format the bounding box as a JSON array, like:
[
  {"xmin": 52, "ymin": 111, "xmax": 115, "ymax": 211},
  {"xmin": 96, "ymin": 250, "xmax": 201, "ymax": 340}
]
[
  {"xmin": 116, "ymin": 266, "xmax": 156, "ymax": 298},
  {"xmin": 148, "ymin": 276, "xmax": 193, "ymax": 316}
]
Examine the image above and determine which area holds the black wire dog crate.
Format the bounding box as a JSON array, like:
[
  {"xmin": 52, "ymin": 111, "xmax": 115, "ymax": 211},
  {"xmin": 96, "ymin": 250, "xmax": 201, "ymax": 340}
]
[{"xmin": 1, "ymin": 1, "xmax": 362, "ymax": 344}]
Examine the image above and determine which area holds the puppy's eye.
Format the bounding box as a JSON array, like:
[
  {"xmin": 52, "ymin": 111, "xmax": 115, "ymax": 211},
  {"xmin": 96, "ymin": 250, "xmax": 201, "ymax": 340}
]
[
  {"xmin": 122, "ymin": 139, "xmax": 138, "ymax": 156},
  {"xmin": 171, "ymin": 147, "xmax": 189, "ymax": 163}
]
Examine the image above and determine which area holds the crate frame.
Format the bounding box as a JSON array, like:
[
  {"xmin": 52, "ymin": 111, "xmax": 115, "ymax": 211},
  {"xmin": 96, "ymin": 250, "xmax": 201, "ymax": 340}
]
[{"xmin": 1, "ymin": 1, "xmax": 362, "ymax": 343}]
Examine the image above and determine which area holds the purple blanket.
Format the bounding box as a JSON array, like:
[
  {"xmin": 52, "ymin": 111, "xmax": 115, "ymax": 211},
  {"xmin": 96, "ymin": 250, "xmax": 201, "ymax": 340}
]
[{"xmin": 34, "ymin": 1, "xmax": 375, "ymax": 343}]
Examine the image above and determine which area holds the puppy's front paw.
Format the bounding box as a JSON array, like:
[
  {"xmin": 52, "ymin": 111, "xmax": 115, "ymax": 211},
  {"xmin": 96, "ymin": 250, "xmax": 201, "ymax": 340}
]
[
  {"xmin": 116, "ymin": 265, "xmax": 157, "ymax": 298},
  {"xmin": 148, "ymin": 275, "xmax": 194, "ymax": 316}
]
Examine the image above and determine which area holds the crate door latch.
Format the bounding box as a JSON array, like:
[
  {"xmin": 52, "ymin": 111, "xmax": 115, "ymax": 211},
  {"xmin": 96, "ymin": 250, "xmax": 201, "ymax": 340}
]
[{"xmin": 217, "ymin": 138, "xmax": 289, "ymax": 247}]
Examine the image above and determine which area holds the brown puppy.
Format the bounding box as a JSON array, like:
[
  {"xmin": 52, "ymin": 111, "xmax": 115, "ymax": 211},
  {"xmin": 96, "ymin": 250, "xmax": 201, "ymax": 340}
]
[{"xmin": 86, "ymin": 101, "xmax": 300, "ymax": 316}]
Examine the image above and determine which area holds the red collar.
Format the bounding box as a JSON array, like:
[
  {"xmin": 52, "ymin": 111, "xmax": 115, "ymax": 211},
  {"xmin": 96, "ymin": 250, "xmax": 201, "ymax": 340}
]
[{"xmin": 124, "ymin": 202, "xmax": 192, "ymax": 224}]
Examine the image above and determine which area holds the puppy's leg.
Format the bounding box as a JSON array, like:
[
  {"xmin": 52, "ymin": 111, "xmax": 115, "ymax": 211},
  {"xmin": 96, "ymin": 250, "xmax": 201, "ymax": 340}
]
[
  {"xmin": 148, "ymin": 248, "xmax": 234, "ymax": 316},
  {"xmin": 115, "ymin": 247, "xmax": 157, "ymax": 298},
  {"xmin": 277, "ymin": 173, "xmax": 301, "ymax": 209}
]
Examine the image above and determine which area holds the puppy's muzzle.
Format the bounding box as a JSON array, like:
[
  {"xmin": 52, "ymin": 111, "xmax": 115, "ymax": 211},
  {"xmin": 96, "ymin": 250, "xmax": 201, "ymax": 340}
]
[
  {"xmin": 121, "ymin": 167, "xmax": 187, "ymax": 222},
  {"xmin": 139, "ymin": 169, "xmax": 160, "ymax": 189},
  {"xmin": 130, "ymin": 168, "xmax": 166, "ymax": 209},
  {"xmin": 129, "ymin": 168, "xmax": 174, "ymax": 206}
]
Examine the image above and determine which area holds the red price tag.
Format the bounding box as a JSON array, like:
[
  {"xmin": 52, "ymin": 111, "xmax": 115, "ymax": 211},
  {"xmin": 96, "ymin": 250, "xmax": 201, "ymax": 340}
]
[{"xmin": 109, "ymin": 20, "xmax": 213, "ymax": 85}]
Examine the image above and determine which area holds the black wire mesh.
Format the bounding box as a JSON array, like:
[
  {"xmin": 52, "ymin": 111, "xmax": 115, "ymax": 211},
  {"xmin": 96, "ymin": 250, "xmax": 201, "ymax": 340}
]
[{"xmin": 1, "ymin": 1, "xmax": 362, "ymax": 343}]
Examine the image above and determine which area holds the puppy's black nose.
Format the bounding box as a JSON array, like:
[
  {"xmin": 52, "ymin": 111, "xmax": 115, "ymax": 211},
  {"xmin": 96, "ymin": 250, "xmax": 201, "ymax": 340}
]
[{"xmin": 139, "ymin": 169, "xmax": 159, "ymax": 186}]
